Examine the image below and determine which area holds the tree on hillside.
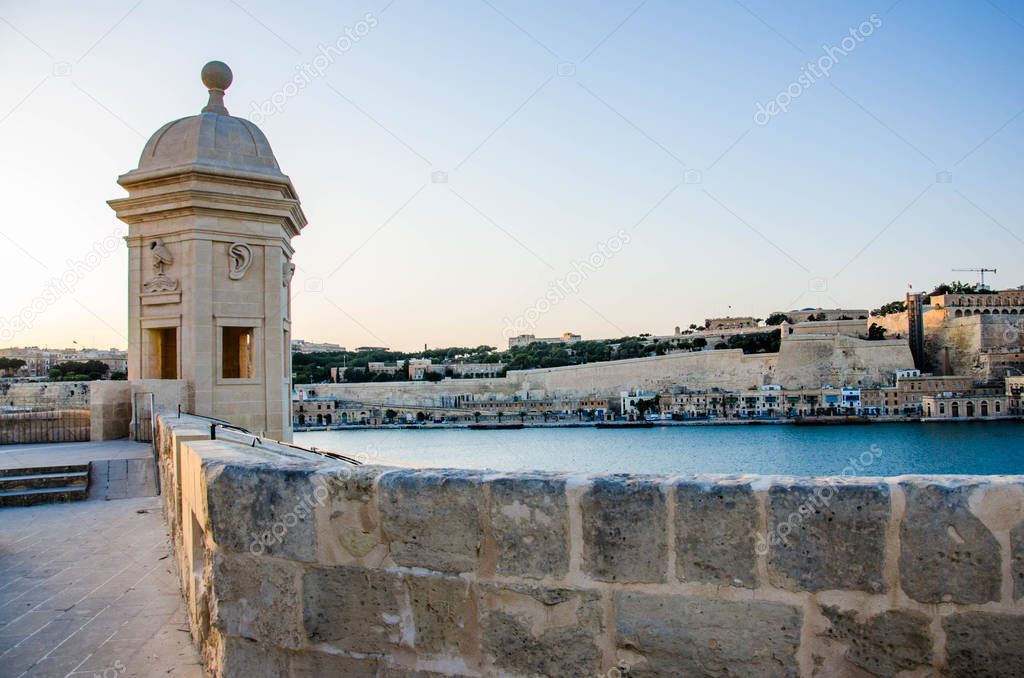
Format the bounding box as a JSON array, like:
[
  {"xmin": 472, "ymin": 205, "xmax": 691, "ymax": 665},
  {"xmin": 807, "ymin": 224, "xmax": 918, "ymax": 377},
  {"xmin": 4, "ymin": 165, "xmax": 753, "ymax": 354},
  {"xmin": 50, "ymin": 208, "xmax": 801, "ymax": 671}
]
[
  {"xmin": 928, "ymin": 281, "xmax": 996, "ymax": 298},
  {"xmin": 48, "ymin": 360, "xmax": 109, "ymax": 381},
  {"xmin": 867, "ymin": 323, "xmax": 887, "ymax": 340},
  {"xmin": 0, "ymin": 357, "xmax": 26, "ymax": 376},
  {"xmin": 870, "ymin": 300, "xmax": 906, "ymax": 317},
  {"xmin": 726, "ymin": 330, "xmax": 781, "ymax": 354},
  {"xmin": 765, "ymin": 312, "xmax": 791, "ymax": 326}
]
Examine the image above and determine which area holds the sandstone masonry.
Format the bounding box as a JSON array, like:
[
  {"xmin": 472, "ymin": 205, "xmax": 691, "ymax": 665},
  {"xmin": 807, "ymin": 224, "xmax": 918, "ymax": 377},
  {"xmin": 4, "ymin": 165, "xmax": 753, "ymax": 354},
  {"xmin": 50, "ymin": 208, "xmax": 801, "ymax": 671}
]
[{"xmin": 156, "ymin": 413, "xmax": 1024, "ymax": 677}]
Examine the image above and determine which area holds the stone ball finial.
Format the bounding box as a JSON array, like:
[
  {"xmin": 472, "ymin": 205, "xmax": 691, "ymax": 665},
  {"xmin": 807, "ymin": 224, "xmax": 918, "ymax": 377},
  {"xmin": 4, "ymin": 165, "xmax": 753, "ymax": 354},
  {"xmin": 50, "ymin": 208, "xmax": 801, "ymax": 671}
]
[
  {"xmin": 201, "ymin": 61, "xmax": 232, "ymax": 115},
  {"xmin": 202, "ymin": 61, "xmax": 232, "ymax": 90}
]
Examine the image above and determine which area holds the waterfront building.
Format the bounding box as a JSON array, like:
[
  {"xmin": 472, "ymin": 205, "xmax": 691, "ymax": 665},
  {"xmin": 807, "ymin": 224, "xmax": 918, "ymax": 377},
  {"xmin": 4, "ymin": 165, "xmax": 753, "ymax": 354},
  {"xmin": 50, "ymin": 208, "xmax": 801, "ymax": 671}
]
[
  {"xmin": 860, "ymin": 386, "xmax": 899, "ymax": 415},
  {"xmin": 922, "ymin": 393, "xmax": 1009, "ymax": 419},
  {"xmin": 1007, "ymin": 375, "xmax": 1024, "ymax": 414},
  {"xmin": 895, "ymin": 374, "xmax": 973, "ymax": 414},
  {"xmin": 621, "ymin": 389, "xmax": 658, "ymax": 419}
]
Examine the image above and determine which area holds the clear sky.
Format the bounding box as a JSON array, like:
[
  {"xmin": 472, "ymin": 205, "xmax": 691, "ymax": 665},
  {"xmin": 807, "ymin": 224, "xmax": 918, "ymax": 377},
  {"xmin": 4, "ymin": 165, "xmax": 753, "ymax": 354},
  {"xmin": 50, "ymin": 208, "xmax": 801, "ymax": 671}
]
[{"xmin": 1, "ymin": 0, "xmax": 1022, "ymax": 351}]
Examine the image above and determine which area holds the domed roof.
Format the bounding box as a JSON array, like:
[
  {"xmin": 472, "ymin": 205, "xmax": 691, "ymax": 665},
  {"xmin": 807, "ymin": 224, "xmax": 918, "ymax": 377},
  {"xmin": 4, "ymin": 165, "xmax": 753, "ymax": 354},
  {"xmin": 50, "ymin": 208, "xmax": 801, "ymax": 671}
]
[{"xmin": 135, "ymin": 61, "xmax": 282, "ymax": 176}]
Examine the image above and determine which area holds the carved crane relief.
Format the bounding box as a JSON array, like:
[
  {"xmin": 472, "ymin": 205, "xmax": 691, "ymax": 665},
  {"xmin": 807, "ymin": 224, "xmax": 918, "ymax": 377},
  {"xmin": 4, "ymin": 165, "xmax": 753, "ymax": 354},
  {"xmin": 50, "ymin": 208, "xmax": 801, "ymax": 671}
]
[{"xmin": 143, "ymin": 239, "xmax": 179, "ymax": 293}]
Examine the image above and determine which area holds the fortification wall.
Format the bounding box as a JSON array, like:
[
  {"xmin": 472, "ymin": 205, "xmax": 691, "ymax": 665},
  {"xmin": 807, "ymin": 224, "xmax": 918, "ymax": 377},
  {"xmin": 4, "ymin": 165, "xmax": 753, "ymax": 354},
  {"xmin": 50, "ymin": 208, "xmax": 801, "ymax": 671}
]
[
  {"xmin": 774, "ymin": 334, "xmax": 912, "ymax": 387},
  {"xmin": 301, "ymin": 335, "xmax": 914, "ymax": 406},
  {"xmin": 156, "ymin": 412, "xmax": 1024, "ymax": 677},
  {"xmin": 0, "ymin": 380, "xmax": 91, "ymax": 405},
  {"xmin": 787, "ymin": 318, "xmax": 866, "ymax": 337},
  {"xmin": 927, "ymin": 314, "xmax": 1023, "ymax": 377},
  {"xmin": 508, "ymin": 348, "xmax": 775, "ymax": 394}
]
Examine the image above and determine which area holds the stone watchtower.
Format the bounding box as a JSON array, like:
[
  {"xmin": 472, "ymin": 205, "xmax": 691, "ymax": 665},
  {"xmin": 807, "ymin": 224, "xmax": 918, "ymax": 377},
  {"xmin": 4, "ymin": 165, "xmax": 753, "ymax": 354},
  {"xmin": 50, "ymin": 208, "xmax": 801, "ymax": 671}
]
[{"xmin": 109, "ymin": 62, "xmax": 306, "ymax": 440}]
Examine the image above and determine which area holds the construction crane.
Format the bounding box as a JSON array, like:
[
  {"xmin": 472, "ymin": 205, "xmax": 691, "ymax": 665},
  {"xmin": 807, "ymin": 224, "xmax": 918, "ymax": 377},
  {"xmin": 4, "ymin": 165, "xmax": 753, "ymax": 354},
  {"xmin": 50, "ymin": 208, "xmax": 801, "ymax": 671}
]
[{"xmin": 952, "ymin": 267, "xmax": 997, "ymax": 290}]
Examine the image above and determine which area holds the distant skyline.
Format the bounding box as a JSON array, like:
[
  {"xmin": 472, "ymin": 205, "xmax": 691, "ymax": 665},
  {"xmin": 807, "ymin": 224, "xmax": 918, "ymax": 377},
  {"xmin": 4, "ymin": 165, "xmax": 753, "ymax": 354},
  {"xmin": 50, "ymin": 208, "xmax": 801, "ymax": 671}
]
[{"xmin": 1, "ymin": 0, "xmax": 1023, "ymax": 351}]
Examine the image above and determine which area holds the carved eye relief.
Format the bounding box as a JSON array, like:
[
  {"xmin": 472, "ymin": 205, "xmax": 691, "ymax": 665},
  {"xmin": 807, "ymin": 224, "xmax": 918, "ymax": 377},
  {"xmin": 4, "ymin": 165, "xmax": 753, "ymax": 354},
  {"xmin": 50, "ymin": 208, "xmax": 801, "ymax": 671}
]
[{"xmin": 228, "ymin": 242, "xmax": 253, "ymax": 280}]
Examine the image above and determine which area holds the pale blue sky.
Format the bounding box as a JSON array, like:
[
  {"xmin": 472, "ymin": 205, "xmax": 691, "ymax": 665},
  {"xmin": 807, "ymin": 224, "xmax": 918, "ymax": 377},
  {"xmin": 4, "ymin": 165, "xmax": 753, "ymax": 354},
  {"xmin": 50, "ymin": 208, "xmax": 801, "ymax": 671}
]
[{"xmin": 1, "ymin": 0, "xmax": 1022, "ymax": 350}]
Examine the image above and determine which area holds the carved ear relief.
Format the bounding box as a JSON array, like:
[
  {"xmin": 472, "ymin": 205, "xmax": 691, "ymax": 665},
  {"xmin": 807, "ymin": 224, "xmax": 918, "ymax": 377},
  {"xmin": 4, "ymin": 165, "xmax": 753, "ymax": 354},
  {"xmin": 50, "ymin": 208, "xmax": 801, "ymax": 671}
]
[{"xmin": 228, "ymin": 242, "xmax": 253, "ymax": 280}]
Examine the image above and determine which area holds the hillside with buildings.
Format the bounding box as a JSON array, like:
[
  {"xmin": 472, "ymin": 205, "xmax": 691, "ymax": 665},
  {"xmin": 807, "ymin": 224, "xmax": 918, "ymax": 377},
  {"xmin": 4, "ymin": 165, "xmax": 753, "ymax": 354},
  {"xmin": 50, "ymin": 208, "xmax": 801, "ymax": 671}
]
[{"xmin": 288, "ymin": 286, "xmax": 1024, "ymax": 427}]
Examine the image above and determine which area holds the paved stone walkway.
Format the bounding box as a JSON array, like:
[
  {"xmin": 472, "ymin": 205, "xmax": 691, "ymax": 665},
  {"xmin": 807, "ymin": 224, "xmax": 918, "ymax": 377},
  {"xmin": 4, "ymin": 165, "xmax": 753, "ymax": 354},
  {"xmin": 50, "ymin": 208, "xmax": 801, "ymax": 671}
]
[
  {"xmin": 0, "ymin": 495, "xmax": 203, "ymax": 677},
  {"xmin": 0, "ymin": 441, "xmax": 153, "ymax": 471}
]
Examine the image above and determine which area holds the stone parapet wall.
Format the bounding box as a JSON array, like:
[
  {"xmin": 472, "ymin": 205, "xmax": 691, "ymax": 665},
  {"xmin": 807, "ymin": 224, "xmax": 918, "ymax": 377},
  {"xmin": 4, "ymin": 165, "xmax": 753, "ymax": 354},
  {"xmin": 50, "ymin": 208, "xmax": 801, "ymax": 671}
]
[{"xmin": 155, "ymin": 413, "xmax": 1024, "ymax": 676}]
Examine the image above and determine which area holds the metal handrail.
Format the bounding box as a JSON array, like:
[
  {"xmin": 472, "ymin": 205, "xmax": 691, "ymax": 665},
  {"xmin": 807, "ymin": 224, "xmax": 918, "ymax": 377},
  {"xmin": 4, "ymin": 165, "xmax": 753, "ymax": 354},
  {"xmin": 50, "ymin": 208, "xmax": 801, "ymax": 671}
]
[{"xmin": 178, "ymin": 410, "xmax": 362, "ymax": 465}]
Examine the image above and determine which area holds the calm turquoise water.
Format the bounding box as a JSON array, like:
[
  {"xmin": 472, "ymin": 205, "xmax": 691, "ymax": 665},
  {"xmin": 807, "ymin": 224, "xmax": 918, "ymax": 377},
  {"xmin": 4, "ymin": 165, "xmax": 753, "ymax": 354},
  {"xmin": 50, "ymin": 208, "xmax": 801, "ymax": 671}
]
[{"xmin": 296, "ymin": 422, "xmax": 1024, "ymax": 476}]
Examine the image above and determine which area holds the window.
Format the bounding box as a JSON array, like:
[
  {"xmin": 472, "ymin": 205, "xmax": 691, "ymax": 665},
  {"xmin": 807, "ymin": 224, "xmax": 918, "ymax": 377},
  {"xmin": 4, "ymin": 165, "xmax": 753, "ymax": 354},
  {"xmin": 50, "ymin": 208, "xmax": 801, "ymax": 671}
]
[{"xmin": 222, "ymin": 326, "xmax": 254, "ymax": 379}]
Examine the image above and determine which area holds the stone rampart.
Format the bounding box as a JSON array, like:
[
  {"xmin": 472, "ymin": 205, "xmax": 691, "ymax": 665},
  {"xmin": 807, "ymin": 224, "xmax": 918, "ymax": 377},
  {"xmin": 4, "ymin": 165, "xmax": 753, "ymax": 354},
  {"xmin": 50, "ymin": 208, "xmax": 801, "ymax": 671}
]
[
  {"xmin": 156, "ymin": 412, "xmax": 1024, "ymax": 676},
  {"xmin": 301, "ymin": 335, "xmax": 913, "ymax": 407}
]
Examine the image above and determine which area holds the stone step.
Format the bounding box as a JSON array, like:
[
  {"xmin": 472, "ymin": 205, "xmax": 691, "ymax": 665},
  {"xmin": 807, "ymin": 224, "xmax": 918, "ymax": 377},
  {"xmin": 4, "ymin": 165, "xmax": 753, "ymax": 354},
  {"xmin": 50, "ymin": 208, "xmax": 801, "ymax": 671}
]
[
  {"xmin": 0, "ymin": 470, "xmax": 90, "ymax": 492},
  {"xmin": 0, "ymin": 464, "xmax": 90, "ymax": 477},
  {"xmin": 0, "ymin": 484, "xmax": 90, "ymax": 507}
]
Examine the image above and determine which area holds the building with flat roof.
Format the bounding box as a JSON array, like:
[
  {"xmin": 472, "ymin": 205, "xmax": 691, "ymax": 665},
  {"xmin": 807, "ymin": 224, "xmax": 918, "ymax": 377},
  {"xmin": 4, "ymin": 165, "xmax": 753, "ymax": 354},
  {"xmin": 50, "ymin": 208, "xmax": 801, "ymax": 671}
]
[
  {"xmin": 778, "ymin": 308, "xmax": 870, "ymax": 323},
  {"xmin": 930, "ymin": 289, "xmax": 1024, "ymax": 318},
  {"xmin": 291, "ymin": 339, "xmax": 346, "ymax": 353},
  {"xmin": 922, "ymin": 393, "xmax": 1009, "ymax": 419},
  {"xmin": 508, "ymin": 332, "xmax": 582, "ymax": 349},
  {"xmin": 895, "ymin": 373, "xmax": 973, "ymax": 413},
  {"xmin": 704, "ymin": 317, "xmax": 758, "ymax": 331}
]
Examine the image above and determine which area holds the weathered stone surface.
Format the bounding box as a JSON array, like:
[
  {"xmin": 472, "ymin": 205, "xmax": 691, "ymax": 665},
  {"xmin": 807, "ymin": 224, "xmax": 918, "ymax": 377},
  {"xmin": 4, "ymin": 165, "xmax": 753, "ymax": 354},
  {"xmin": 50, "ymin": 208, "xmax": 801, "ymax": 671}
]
[
  {"xmin": 380, "ymin": 668, "xmax": 472, "ymax": 677},
  {"xmin": 212, "ymin": 552, "xmax": 304, "ymax": 649},
  {"xmin": 1011, "ymin": 520, "xmax": 1024, "ymax": 601},
  {"xmin": 616, "ymin": 592, "xmax": 801, "ymax": 677},
  {"xmin": 314, "ymin": 466, "xmax": 386, "ymax": 566},
  {"xmin": 768, "ymin": 482, "xmax": 889, "ymax": 592},
  {"xmin": 488, "ymin": 475, "xmax": 569, "ymax": 579},
  {"xmin": 220, "ymin": 636, "xmax": 289, "ymax": 677},
  {"xmin": 480, "ymin": 583, "xmax": 603, "ymax": 677},
  {"xmin": 303, "ymin": 565, "xmax": 400, "ymax": 653},
  {"xmin": 206, "ymin": 462, "xmax": 319, "ymax": 561},
  {"xmin": 581, "ymin": 475, "xmax": 667, "ymax": 582},
  {"xmin": 943, "ymin": 611, "xmax": 1024, "ymax": 676},
  {"xmin": 379, "ymin": 470, "xmax": 483, "ymax": 573},
  {"xmin": 820, "ymin": 605, "xmax": 932, "ymax": 675},
  {"xmin": 291, "ymin": 651, "xmax": 379, "ymax": 677},
  {"xmin": 406, "ymin": 573, "xmax": 469, "ymax": 656},
  {"xmin": 675, "ymin": 480, "xmax": 758, "ymax": 587},
  {"xmin": 899, "ymin": 482, "xmax": 1001, "ymax": 604}
]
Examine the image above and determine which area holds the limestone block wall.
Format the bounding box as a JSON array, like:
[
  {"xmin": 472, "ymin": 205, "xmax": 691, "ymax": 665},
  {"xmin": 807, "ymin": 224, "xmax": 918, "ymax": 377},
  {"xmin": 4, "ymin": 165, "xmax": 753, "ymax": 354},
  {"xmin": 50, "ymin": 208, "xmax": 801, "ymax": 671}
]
[
  {"xmin": 927, "ymin": 314, "xmax": 1024, "ymax": 377},
  {"xmin": 303, "ymin": 335, "xmax": 914, "ymax": 408},
  {"xmin": 155, "ymin": 414, "xmax": 1024, "ymax": 677}
]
